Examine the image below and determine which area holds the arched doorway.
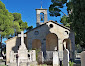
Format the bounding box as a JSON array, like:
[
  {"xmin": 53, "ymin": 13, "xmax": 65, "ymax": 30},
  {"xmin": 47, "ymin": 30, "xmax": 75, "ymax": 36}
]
[
  {"xmin": 63, "ymin": 39, "xmax": 72, "ymax": 59},
  {"xmin": 46, "ymin": 33, "xmax": 58, "ymax": 51},
  {"xmin": 63, "ymin": 39, "xmax": 71, "ymax": 51},
  {"xmin": 32, "ymin": 39, "xmax": 41, "ymax": 50}
]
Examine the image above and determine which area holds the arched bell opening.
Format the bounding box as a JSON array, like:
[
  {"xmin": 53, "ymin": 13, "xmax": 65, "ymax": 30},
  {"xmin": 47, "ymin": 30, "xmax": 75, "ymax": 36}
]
[{"xmin": 40, "ymin": 12, "xmax": 44, "ymax": 23}]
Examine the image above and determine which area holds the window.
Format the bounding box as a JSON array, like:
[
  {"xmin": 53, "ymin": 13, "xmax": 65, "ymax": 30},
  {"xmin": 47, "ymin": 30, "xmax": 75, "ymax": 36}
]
[
  {"xmin": 34, "ymin": 31, "xmax": 39, "ymax": 35},
  {"xmin": 49, "ymin": 24, "xmax": 53, "ymax": 28},
  {"xmin": 65, "ymin": 31, "xmax": 68, "ymax": 34},
  {"xmin": 64, "ymin": 31, "xmax": 68, "ymax": 35}
]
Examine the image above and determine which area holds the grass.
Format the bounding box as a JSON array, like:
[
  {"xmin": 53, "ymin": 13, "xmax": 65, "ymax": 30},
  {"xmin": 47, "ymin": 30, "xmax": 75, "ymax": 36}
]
[
  {"xmin": 0, "ymin": 65, "xmax": 6, "ymax": 66},
  {"xmin": 30, "ymin": 64, "xmax": 47, "ymax": 66}
]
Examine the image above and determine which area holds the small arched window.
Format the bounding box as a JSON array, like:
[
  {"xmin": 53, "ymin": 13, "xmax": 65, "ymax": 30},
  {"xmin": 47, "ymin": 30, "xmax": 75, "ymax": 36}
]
[
  {"xmin": 65, "ymin": 31, "xmax": 68, "ymax": 34},
  {"xmin": 40, "ymin": 12, "xmax": 44, "ymax": 22}
]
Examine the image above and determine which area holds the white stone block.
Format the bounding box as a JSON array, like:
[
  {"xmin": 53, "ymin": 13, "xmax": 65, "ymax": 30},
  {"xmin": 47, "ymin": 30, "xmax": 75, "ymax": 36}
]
[
  {"xmin": 81, "ymin": 51, "xmax": 85, "ymax": 66},
  {"xmin": 63, "ymin": 49, "xmax": 69, "ymax": 66},
  {"xmin": 53, "ymin": 51, "xmax": 59, "ymax": 66},
  {"xmin": 0, "ymin": 57, "xmax": 3, "ymax": 59},
  {"xmin": 46, "ymin": 51, "xmax": 53, "ymax": 61},
  {"xmin": 30, "ymin": 50, "xmax": 36, "ymax": 62}
]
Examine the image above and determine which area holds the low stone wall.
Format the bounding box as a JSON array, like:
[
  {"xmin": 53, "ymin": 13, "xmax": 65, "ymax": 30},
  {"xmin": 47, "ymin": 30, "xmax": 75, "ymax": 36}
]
[
  {"xmin": 75, "ymin": 53, "xmax": 81, "ymax": 58},
  {"xmin": 73, "ymin": 64, "xmax": 81, "ymax": 66}
]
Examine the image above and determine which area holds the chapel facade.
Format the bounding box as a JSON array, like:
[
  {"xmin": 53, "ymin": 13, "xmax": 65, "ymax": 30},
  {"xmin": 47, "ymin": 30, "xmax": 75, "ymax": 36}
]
[
  {"xmin": 26, "ymin": 7, "xmax": 75, "ymax": 60},
  {"xmin": 5, "ymin": 7, "xmax": 75, "ymax": 64}
]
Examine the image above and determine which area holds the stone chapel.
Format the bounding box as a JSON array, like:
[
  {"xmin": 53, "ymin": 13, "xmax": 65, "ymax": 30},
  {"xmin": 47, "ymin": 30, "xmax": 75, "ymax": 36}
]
[{"xmin": 5, "ymin": 7, "xmax": 75, "ymax": 64}]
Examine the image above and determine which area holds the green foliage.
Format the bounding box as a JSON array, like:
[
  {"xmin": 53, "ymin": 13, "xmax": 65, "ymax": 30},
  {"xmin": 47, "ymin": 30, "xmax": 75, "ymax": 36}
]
[
  {"xmin": 30, "ymin": 64, "xmax": 47, "ymax": 66},
  {"xmin": 0, "ymin": 1, "xmax": 5, "ymax": 9},
  {"xmin": 32, "ymin": 48, "xmax": 41, "ymax": 61},
  {"xmin": 68, "ymin": 0, "xmax": 85, "ymax": 48},
  {"xmin": 49, "ymin": 0, "xmax": 70, "ymax": 27},
  {"xmin": 49, "ymin": 0, "xmax": 67, "ymax": 17},
  {"xmin": 0, "ymin": 65, "xmax": 7, "ymax": 66},
  {"xmin": 76, "ymin": 44, "xmax": 82, "ymax": 53},
  {"xmin": 49, "ymin": 0, "xmax": 85, "ymax": 48},
  {"xmin": 39, "ymin": 64, "xmax": 47, "ymax": 66},
  {"xmin": 36, "ymin": 49, "xmax": 41, "ymax": 61},
  {"xmin": 26, "ymin": 26, "xmax": 33, "ymax": 31},
  {"xmin": 0, "ymin": 1, "xmax": 29, "ymax": 38},
  {"xmin": 60, "ymin": 16, "xmax": 70, "ymax": 27},
  {"xmin": 0, "ymin": 1, "xmax": 14, "ymax": 37},
  {"xmin": 12, "ymin": 13, "xmax": 21, "ymax": 21},
  {"xmin": 12, "ymin": 13, "xmax": 28, "ymax": 36},
  {"xmin": 69, "ymin": 61, "xmax": 74, "ymax": 66},
  {"xmin": 0, "ymin": 1, "xmax": 30, "ymax": 56}
]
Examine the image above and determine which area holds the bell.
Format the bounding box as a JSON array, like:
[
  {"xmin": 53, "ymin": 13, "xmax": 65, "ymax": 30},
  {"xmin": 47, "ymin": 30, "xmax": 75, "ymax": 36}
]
[{"xmin": 41, "ymin": 17, "xmax": 43, "ymax": 21}]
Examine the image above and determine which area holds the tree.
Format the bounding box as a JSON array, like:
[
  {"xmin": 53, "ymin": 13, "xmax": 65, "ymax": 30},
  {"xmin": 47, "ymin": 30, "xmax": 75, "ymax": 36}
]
[
  {"xmin": 49, "ymin": 0, "xmax": 68, "ymax": 17},
  {"xmin": 60, "ymin": 16, "xmax": 70, "ymax": 27},
  {"xmin": 12, "ymin": 13, "xmax": 28, "ymax": 36},
  {"xmin": 49, "ymin": 0, "xmax": 70, "ymax": 27},
  {"xmin": 0, "ymin": 1, "xmax": 30, "ymax": 56},
  {"xmin": 69, "ymin": 0, "xmax": 85, "ymax": 48},
  {"xmin": 49, "ymin": 0, "xmax": 85, "ymax": 48},
  {"xmin": 0, "ymin": 1, "xmax": 15, "ymax": 56},
  {"xmin": 26, "ymin": 26, "xmax": 33, "ymax": 31}
]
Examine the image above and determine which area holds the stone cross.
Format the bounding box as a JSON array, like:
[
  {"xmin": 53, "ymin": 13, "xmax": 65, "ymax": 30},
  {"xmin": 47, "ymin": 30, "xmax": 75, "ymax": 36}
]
[{"xmin": 18, "ymin": 31, "xmax": 26, "ymax": 45}]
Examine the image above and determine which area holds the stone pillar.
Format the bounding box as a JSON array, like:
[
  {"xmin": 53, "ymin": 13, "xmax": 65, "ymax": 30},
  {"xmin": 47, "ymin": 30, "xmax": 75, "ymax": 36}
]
[
  {"xmin": 31, "ymin": 50, "xmax": 36, "ymax": 62},
  {"xmin": 10, "ymin": 51, "xmax": 15, "ymax": 63},
  {"xmin": 44, "ymin": 14, "xmax": 47, "ymax": 22},
  {"xmin": 9, "ymin": 51, "xmax": 17, "ymax": 66},
  {"xmin": 58, "ymin": 39, "xmax": 63, "ymax": 61},
  {"xmin": 37, "ymin": 51, "xmax": 44, "ymax": 64},
  {"xmin": 46, "ymin": 51, "xmax": 53, "ymax": 62},
  {"xmin": 42, "ymin": 39, "xmax": 46, "ymax": 58},
  {"xmin": 69, "ymin": 32, "xmax": 75, "ymax": 60},
  {"xmin": 36, "ymin": 14, "xmax": 40, "ymax": 26},
  {"xmin": 28, "ymin": 51, "xmax": 32, "ymax": 62},
  {"xmin": 81, "ymin": 51, "xmax": 85, "ymax": 66},
  {"xmin": 63, "ymin": 49, "xmax": 69, "ymax": 66},
  {"xmin": 53, "ymin": 51, "xmax": 59, "ymax": 66},
  {"xmin": 63, "ymin": 41, "xmax": 66, "ymax": 49}
]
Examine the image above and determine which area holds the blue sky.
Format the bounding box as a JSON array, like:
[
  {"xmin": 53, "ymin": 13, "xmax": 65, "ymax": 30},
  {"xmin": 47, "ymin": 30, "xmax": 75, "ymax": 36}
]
[{"xmin": 1, "ymin": 0, "xmax": 68, "ymax": 43}]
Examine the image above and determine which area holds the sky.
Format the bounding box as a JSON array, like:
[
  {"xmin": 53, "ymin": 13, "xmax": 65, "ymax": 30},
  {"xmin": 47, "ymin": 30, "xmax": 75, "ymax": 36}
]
[{"xmin": 1, "ymin": 0, "xmax": 68, "ymax": 43}]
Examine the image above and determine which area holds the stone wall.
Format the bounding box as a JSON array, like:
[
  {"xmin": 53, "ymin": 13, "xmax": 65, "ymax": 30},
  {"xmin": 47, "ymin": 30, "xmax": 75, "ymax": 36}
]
[
  {"xmin": 5, "ymin": 36, "xmax": 27, "ymax": 64},
  {"xmin": 6, "ymin": 37, "xmax": 20, "ymax": 64},
  {"xmin": 69, "ymin": 32, "xmax": 75, "ymax": 59},
  {"xmin": 27, "ymin": 21, "xmax": 71, "ymax": 60}
]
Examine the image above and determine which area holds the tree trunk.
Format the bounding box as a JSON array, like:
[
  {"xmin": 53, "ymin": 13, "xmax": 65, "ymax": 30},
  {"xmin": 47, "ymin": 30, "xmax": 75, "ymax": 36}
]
[
  {"xmin": 0, "ymin": 36, "xmax": 2, "ymax": 56},
  {"xmin": 61, "ymin": 10, "xmax": 69, "ymax": 17}
]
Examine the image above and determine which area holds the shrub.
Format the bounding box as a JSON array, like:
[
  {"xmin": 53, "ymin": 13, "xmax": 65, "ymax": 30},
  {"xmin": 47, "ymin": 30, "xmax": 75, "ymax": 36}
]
[{"xmin": 69, "ymin": 61, "xmax": 74, "ymax": 66}]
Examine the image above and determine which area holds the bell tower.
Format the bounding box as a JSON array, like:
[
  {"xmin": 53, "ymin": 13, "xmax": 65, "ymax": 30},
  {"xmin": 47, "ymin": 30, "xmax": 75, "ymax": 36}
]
[{"xmin": 36, "ymin": 6, "xmax": 48, "ymax": 27}]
